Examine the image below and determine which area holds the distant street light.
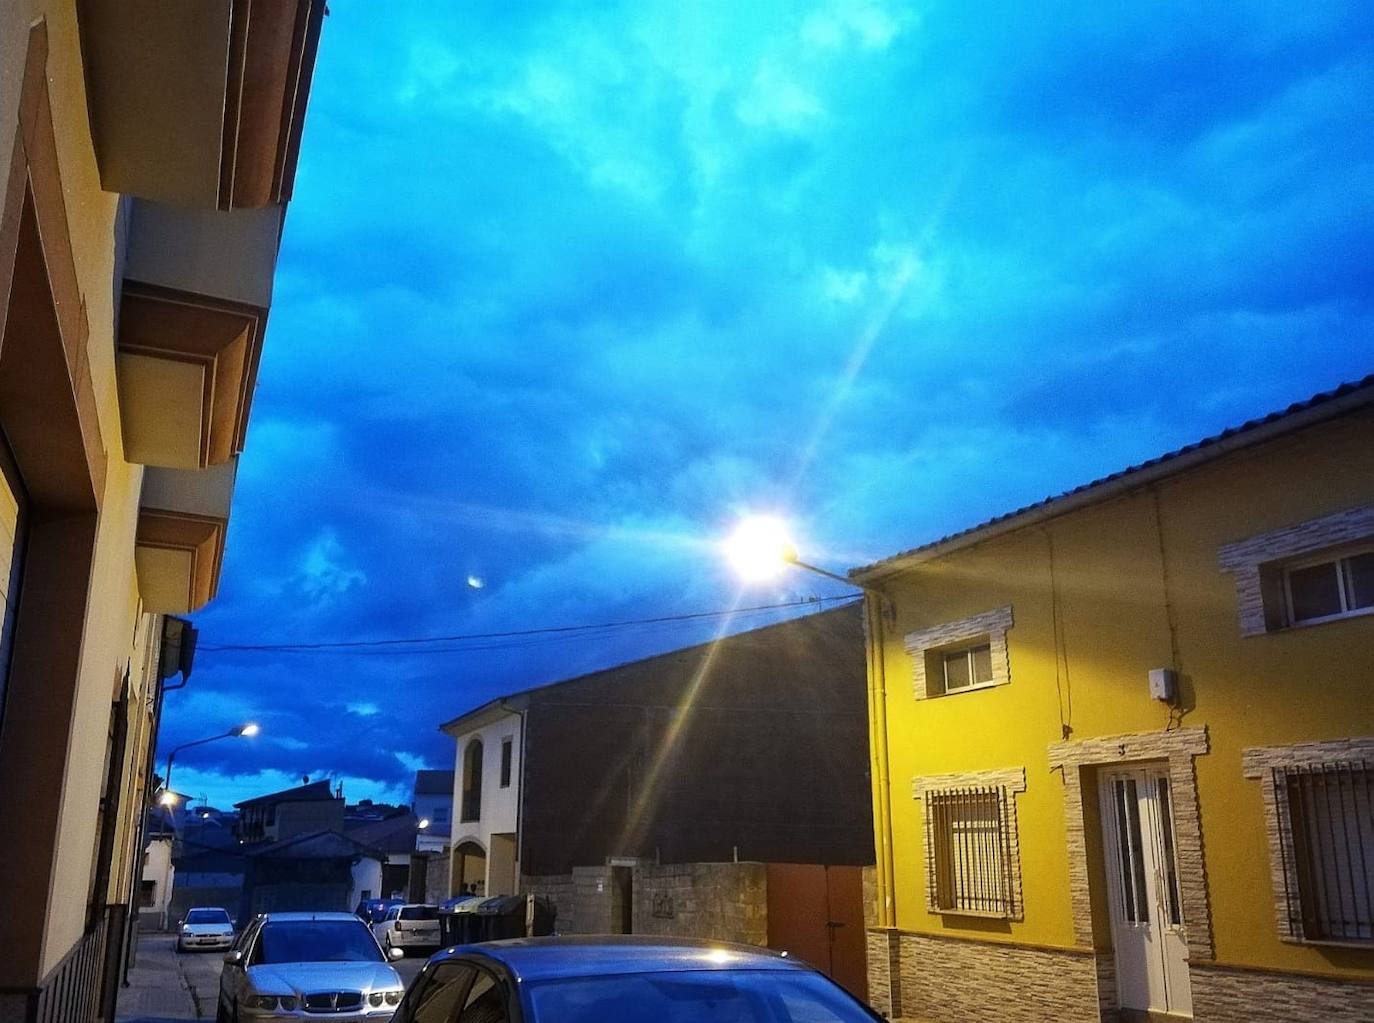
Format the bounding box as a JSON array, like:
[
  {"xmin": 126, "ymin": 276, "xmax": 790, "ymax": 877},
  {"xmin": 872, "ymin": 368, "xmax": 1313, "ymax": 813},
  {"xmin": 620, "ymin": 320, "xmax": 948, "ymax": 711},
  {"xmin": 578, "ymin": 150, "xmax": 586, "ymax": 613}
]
[
  {"xmin": 163, "ymin": 722, "xmax": 261, "ymax": 793},
  {"xmin": 418, "ymin": 818, "xmax": 431, "ymax": 830},
  {"xmin": 158, "ymin": 790, "xmax": 179, "ymax": 807}
]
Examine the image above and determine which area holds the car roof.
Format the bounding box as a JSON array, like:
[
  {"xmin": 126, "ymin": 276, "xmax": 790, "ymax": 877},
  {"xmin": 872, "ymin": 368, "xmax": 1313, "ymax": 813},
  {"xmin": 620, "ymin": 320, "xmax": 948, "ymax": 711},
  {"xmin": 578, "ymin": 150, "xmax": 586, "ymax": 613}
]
[
  {"xmin": 433, "ymin": 936, "xmax": 811, "ymax": 983},
  {"xmin": 259, "ymin": 912, "xmax": 368, "ymax": 923}
]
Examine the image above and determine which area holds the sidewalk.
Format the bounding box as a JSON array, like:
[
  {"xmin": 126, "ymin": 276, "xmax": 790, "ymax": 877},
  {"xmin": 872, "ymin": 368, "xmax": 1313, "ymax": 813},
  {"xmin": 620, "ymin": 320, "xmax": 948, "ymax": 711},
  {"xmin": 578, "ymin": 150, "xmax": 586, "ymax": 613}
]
[{"xmin": 115, "ymin": 932, "xmax": 199, "ymax": 1022}]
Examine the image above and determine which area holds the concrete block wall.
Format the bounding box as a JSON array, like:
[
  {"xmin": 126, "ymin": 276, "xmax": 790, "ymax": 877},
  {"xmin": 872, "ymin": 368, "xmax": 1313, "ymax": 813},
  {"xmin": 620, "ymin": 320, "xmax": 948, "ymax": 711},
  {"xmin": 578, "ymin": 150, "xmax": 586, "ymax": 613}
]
[
  {"xmin": 521, "ymin": 872, "xmax": 576, "ymax": 933},
  {"xmin": 631, "ymin": 862, "xmax": 767, "ymax": 945}
]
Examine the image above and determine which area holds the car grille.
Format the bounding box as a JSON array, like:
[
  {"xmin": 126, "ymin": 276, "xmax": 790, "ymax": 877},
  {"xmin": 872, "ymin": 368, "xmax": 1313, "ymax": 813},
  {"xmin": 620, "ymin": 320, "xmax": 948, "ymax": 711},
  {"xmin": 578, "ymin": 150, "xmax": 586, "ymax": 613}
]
[{"xmin": 302, "ymin": 991, "xmax": 363, "ymax": 1013}]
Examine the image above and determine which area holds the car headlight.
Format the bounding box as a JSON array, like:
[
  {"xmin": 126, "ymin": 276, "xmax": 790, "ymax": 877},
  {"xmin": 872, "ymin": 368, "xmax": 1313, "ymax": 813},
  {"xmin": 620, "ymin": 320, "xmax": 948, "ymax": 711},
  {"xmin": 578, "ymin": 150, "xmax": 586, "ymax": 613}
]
[
  {"xmin": 181, "ymin": 925, "xmax": 191, "ymax": 933},
  {"xmin": 243, "ymin": 994, "xmax": 294, "ymax": 1010},
  {"xmin": 370, "ymin": 989, "xmax": 403, "ymax": 1006}
]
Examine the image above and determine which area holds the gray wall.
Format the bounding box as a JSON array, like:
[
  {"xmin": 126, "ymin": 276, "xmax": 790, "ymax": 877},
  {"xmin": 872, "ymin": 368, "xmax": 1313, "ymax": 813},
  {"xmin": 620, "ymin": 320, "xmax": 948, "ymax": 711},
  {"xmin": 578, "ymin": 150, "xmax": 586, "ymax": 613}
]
[{"xmin": 524, "ymin": 862, "xmax": 766, "ymax": 944}]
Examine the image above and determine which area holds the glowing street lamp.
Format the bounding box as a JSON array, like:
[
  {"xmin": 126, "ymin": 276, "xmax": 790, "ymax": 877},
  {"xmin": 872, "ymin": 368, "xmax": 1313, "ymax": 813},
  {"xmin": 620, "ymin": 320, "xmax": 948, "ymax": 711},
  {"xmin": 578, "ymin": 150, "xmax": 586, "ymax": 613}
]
[
  {"xmin": 724, "ymin": 514, "xmax": 875, "ymax": 591},
  {"xmin": 163, "ymin": 722, "xmax": 261, "ymax": 793}
]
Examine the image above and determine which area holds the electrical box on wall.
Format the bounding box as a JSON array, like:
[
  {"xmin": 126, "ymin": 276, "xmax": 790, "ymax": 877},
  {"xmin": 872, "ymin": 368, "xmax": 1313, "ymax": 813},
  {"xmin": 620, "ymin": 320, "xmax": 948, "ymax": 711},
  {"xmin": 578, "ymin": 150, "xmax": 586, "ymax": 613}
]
[{"xmin": 1149, "ymin": 667, "xmax": 1178, "ymax": 703}]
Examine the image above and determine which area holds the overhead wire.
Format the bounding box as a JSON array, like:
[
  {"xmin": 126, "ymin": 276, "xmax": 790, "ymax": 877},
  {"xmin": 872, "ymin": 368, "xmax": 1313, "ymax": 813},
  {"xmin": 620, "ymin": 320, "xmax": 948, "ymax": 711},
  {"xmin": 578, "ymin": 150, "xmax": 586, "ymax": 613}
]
[{"xmin": 196, "ymin": 594, "xmax": 861, "ymax": 656}]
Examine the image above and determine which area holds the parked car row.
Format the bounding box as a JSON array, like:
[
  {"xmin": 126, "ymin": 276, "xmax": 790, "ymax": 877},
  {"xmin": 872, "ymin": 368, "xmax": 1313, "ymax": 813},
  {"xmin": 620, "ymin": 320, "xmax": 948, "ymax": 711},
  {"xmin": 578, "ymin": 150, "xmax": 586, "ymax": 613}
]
[{"xmin": 182, "ymin": 903, "xmax": 878, "ymax": 1022}]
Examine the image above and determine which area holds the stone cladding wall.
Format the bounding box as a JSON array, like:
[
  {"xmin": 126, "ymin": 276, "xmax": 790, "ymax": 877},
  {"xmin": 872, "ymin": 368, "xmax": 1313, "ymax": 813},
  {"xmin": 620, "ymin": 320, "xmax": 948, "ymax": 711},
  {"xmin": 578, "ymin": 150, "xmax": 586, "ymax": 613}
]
[
  {"xmin": 903, "ymin": 606, "xmax": 1014, "ymax": 699},
  {"xmin": 1218, "ymin": 503, "xmax": 1374, "ymax": 636},
  {"xmin": 631, "ymin": 862, "xmax": 767, "ymax": 945},
  {"xmin": 866, "ymin": 928, "xmax": 1102, "ymax": 1022},
  {"xmin": 1190, "ymin": 963, "xmax": 1374, "ymax": 1023}
]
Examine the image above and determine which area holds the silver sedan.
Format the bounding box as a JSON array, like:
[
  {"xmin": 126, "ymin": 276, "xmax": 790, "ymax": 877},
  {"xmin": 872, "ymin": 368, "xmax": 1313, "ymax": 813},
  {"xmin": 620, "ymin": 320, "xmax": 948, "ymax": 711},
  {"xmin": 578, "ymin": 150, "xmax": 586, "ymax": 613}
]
[{"xmin": 216, "ymin": 912, "xmax": 405, "ymax": 1022}]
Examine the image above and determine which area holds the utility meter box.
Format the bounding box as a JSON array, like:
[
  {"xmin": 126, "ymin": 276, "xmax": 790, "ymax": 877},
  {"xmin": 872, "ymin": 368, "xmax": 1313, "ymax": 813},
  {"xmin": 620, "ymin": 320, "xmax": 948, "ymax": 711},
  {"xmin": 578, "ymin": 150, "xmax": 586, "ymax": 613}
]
[{"xmin": 1148, "ymin": 667, "xmax": 1178, "ymax": 703}]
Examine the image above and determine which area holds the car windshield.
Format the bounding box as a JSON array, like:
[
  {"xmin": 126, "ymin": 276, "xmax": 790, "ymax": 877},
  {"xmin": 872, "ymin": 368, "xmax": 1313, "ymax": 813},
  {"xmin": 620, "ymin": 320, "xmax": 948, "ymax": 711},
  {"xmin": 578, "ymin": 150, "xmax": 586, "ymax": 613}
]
[
  {"xmin": 186, "ymin": 909, "xmax": 231, "ymax": 925},
  {"xmin": 525, "ymin": 970, "xmax": 877, "ymax": 1023},
  {"xmin": 400, "ymin": 906, "xmax": 438, "ymax": 921},
  {"xmin": 255, "ymin": 921, "xmax": 383, "ymax": 964}
]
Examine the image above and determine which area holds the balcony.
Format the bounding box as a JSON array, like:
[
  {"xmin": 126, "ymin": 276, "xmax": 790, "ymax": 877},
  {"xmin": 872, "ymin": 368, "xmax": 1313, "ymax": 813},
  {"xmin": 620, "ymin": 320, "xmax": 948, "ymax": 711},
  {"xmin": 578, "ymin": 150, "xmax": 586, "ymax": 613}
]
[
  {"xmin": 77, "ymin": 0, "xmax": 325, "ymax": 210},
  {"xmin": 134, "ymin": 459, "xmax": 236, "ymax": 614},
  {"xmin": 116, "ymin": 200, "xmax": 279, "ymax": 469}
]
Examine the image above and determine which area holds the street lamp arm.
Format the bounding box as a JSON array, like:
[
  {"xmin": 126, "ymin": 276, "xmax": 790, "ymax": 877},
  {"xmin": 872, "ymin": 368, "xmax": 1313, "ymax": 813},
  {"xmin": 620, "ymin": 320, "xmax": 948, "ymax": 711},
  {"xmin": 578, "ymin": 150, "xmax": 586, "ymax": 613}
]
[{"xmin": 789, "ymin": 558, "xmax": 886, "ymax": 597}]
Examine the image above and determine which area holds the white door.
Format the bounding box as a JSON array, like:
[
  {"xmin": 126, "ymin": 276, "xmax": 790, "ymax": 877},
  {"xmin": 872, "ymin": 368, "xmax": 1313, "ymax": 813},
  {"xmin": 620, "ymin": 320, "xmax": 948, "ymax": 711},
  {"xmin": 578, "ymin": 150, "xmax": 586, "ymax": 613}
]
[{"xmin": 1100, "ymin": 767, "xmax": 1192, "ymax": 1018}]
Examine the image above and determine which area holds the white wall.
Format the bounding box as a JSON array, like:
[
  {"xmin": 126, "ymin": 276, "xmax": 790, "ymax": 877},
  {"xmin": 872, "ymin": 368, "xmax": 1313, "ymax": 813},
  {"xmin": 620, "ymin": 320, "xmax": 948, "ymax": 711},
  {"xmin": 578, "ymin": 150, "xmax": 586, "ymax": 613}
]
[
  {"xmin": 350, "ymin": 857, "xmax": 383, "ymax": 909},
  {"xmin": 142, "ymin": 837, "xmax": 175, "ymax": 928},
  {"xmin": 448, "ymin": 710, "xmax": 522, "ymax": 893}
]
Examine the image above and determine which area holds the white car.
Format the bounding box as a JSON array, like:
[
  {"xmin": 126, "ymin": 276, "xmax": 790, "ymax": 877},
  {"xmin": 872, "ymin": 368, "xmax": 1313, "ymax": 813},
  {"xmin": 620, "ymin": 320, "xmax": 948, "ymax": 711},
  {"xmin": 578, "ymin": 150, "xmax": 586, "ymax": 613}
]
[
  {"xmin": 178, "ymin": 907, "xmax": 235, "ymax": 953},
  {"xmin": 217, "ymin": 912, "xmax": 405, "ymax": 1022},
  {"xmin": 370, "ymin": 903, "xmax": 440, "ymax": 955}
]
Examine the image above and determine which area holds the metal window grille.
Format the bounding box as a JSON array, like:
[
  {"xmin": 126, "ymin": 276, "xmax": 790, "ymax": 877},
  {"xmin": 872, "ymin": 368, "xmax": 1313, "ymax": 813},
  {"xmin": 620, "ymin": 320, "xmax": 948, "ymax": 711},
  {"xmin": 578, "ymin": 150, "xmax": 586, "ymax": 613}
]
[
  {"xmin": 928, "ymin": 785, "xmax": 1016, "ymax": 917},
  {"xmin": 1273, "ymin": 761, "xmax": 1374, "ymax": 942}
]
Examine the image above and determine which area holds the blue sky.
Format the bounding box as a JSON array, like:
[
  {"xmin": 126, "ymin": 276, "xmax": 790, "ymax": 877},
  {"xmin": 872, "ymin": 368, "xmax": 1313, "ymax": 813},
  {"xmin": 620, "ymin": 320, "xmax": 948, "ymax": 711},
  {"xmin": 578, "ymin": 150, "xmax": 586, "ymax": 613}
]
[{"xmin": 162, "ymin": 1, "xmax": 1374, "ymax": 808}]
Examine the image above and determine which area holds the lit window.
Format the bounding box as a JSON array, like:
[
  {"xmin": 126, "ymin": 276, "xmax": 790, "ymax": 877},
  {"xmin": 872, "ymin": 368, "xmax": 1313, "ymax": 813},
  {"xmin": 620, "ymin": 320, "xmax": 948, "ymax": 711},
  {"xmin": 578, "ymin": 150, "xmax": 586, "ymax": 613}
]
[{"xmin": 1284, "ymin": 549, "xmax": 1374, "ymax": 626}]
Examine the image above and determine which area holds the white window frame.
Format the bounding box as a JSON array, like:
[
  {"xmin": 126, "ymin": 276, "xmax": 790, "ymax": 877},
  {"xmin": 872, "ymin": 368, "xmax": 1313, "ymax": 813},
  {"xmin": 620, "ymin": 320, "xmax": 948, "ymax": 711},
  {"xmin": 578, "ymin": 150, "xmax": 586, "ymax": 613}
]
[
  {"xmin": 1281, "ymin": 544, "xmax": 1374, "ymax": 628},
  {"xmin": 940, "ymin": 642, "xmax": 996, "ymax": 694},
  {"xmin": 904, "ymin": 606, "xmax": 1013, "ymax": 701},
  {"xmin": 1218, "ymin": 505, "xmax": 1374, "ymax": 637}
]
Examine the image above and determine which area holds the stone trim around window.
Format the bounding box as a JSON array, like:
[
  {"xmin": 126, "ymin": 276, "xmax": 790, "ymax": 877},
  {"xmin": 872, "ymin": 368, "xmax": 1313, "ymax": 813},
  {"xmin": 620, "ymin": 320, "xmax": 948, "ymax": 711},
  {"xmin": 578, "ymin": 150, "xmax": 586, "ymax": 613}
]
[
  {"xmin": 1242, "ymin": 737, "xmax": 1374, "ymax": 945},
  {"xmin": 1218, "ymin": 504, "xmax": 1374, "ymax": 637},
  {"xmin": 913, "ymin": 767, "xmax": 1027, "ymax": 921},
  {"xmin": 1048, "ymin": 727, "xmax": 1214, "ymax": 959},
  {"xmin": 903, "ymin": 605, "xmax": 1013, "ymax": 700}
]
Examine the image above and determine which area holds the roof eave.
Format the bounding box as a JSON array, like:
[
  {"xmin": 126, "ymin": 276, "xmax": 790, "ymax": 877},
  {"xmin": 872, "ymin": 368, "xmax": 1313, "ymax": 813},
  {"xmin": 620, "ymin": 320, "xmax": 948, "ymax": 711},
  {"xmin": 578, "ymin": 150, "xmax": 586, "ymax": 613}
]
[{"xmin": 852, "ymin": 380, "xmax": 1374, "ymax": 583}]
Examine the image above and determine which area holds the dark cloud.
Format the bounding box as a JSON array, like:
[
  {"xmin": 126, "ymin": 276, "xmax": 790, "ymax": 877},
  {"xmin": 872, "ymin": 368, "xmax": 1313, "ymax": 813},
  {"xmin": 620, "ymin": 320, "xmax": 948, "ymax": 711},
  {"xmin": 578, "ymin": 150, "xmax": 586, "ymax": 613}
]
[{"xmin": 166, "ymin": 0, "xmax": 1374, "ymax": 807}]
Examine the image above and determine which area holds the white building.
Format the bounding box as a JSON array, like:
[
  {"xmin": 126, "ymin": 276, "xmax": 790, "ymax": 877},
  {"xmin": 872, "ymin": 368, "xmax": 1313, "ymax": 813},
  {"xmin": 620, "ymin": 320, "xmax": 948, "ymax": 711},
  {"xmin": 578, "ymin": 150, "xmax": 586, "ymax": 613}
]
[
  {"xmin": 139, "ymin": 835, "xmax": 175, "ymax": 931},
  {"xmin": 413, "ymin": 770, "xmax": 455, "ymax": 854},
  {"xmin": 440, "ymin": 701, "xmax": 523, "ymax": 898}
]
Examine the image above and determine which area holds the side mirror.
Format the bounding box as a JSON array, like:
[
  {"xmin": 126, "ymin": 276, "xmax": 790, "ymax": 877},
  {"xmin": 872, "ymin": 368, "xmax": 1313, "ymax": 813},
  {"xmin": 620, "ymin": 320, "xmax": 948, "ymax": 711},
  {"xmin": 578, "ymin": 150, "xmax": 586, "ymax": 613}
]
[
  {"xmin": 387, "ymin": 947, "xmax": 405, "ymax": 961},
  {"xmin": 223, "ymin": 950, "xmax": 244, "ymax": 966}
]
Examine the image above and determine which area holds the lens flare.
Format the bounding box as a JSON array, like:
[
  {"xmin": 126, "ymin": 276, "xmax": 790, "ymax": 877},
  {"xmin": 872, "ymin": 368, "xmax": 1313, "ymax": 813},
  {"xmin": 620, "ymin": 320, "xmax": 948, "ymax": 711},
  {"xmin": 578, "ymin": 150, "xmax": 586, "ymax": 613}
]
[{"xmin": 723, "ymin": 515, "xmax": 797, "ymax": 582}]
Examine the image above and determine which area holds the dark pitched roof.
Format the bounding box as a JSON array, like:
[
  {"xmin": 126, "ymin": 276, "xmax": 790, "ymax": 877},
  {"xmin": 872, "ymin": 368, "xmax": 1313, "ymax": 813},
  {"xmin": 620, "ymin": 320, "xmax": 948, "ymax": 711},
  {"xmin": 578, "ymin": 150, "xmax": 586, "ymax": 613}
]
[
  {"xmin": 439, "ymin": 601, "xmax": 863, "ymax": 733},
  {"xmin": 853, "ymin": 374, "xmax": 1374, "ymax": 579},
  {"xmin": 344, "ymin": 812, "xmax": 419, "ymax": 854},
  {"xmin": 414, "ymin": 770, "xmax": 455, "ymax": 796},
  {"xmin": 234, "ymin": 779, "xmax": 336, "ymax": 810},
  {"xmin": 245, "ymin": 829, "xmax": 384, "ymax": 861}
]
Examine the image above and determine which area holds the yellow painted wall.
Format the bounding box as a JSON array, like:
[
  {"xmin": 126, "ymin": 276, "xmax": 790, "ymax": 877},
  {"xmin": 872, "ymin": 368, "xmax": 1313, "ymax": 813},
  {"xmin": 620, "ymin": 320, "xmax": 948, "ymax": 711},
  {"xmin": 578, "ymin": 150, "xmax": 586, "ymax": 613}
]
[
  {"xmin": 876, "ymin": 409, "xmax": 1374, "ymax": 979},
  {"xmin": 1, "ymin": 1, "xmax": 160, "ymax": 976}
]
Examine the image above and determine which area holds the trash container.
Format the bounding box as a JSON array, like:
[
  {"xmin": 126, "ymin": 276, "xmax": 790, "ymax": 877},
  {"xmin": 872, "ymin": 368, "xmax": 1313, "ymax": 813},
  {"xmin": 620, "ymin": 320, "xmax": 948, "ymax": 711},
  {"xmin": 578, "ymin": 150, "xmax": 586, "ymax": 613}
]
[
  {"xmin": 473, "ymin": 895, "xmax": 557, "ymax": 940},
  {"xmin": 438, "ymin": 895, "xmax": 488, "ymax": 946}
]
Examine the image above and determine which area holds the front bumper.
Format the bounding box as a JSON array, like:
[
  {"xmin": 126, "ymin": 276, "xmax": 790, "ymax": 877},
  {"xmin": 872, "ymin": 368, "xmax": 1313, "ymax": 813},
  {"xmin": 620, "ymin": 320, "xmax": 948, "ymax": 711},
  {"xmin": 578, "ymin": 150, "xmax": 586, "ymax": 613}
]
[
  {"xmin": 179, "ymin": 934, "xmax": 233, "ymax": 950},
  {"xmin": 241, "ymin": 1012, "xmax": 393, "ymax": 1022}
]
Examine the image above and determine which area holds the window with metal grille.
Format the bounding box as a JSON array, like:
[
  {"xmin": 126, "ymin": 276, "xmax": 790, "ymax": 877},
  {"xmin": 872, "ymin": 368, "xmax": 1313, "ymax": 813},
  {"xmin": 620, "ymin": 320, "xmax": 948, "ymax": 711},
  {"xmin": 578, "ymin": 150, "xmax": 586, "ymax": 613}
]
[
  {"xmin": 927, "ymin": 785, "xmax": 1017, "ymax": 917},
  {"xmin": 1274, "ymin": 762, "xmax": 1374, "ymax": 943}
]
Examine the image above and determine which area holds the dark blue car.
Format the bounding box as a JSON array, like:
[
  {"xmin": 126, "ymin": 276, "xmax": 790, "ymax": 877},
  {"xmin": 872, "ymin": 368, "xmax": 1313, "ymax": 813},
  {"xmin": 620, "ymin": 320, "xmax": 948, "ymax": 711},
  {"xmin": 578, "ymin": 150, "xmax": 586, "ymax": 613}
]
[{"xmin": 391, "ymin": 936, "xmax": 882, "ymax": 1023}]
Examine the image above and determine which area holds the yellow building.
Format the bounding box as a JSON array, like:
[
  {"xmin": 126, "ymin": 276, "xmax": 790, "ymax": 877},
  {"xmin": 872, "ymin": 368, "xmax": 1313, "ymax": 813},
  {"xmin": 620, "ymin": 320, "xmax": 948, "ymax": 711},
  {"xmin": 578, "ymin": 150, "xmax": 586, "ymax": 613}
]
[
  {"xmin": 857, "ymin": 378, "xmax": 1374, "ymax": 1022},
  {"xmin": 0, "ymin": 3, "xmax": 323, "ymax": 1019}
]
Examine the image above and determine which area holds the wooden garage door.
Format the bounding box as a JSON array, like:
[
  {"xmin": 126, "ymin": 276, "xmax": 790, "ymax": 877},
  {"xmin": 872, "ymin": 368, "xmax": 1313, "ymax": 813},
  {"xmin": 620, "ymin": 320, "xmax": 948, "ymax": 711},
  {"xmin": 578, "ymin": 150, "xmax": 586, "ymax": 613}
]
[{"xmin": 766, "ymin": 863, "xmax": 868, "ymax": 1002}]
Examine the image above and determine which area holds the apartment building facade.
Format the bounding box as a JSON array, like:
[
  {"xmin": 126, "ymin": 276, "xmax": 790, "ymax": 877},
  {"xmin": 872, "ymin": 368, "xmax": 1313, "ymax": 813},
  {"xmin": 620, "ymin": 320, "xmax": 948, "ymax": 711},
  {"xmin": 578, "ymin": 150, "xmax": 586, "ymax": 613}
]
[
  {"xmin": 0, "ymin": 3, "xmax": 323, "ymax": 1019},
  {"xmin": 858, "ymin": 378, "xmax": 1374, "ymax": 1022}
]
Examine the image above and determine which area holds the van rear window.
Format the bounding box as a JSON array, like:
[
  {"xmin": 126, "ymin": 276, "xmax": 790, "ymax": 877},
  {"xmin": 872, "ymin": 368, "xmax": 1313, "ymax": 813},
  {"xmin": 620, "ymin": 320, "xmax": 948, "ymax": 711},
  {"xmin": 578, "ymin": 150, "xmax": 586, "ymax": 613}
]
[{"xmin": 400, "ymin": 906, "xmax": 439, "ymax": 921}]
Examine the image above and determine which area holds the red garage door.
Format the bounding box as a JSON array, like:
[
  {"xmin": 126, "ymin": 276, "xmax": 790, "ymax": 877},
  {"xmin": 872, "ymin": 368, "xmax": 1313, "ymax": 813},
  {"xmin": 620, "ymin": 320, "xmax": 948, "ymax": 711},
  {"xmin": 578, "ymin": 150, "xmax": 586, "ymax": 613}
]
[{"xmin": 766, "ymin": 864, "xmax": 867, "ymax": 1002}]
